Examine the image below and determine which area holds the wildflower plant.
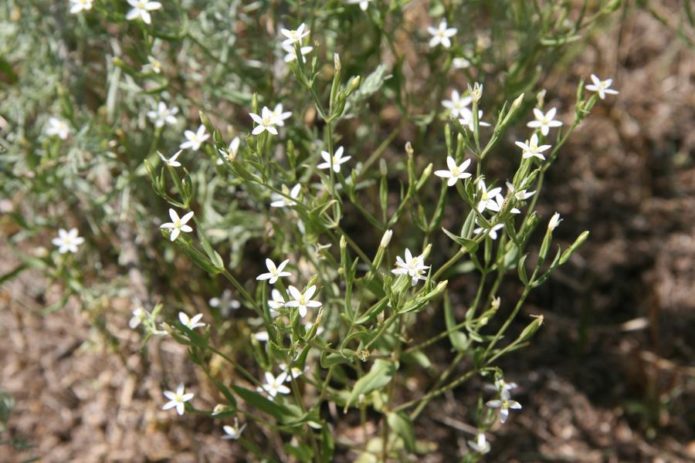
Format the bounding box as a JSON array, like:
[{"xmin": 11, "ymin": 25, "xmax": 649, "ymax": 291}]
[{"xmin": 0, "ymin": 0, "xmax": 623, "ymax": 460}]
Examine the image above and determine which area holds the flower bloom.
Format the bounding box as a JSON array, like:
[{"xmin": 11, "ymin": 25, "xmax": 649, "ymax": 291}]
[
  {"xmin": 280, "ymin": 24, "xmax": 310, "ymax": 47},
  {"xmin": 434, "ymin": 156, "xmax": 471, "ymax": 186},
  {"xmin": 217, "ymin": 137, "xmax": 241, "ymax": 165},
  {"xmin": 458, "ymin": 108, "xmax": 490, "ymax": 131},
  {"xmin": 158, "ymin": 150, "xmax": 182, "ymax": 167},
  {"xmin": 148, "ymin": 102, "xmax": 178, "ymax": 128},
  {"xmin": 142, "ymin": 55, "xmax": 162, "ymax": 74},
  {"xmin": 160, "ymin": 208, "xmax": 194, "ymax": 241},
  {"xmin": 162, "ymin": 384, "xmax": 194, "ymax": 415},
  {"xmin": 268, "ymin": 289, "xmax": 286, "ymax": 317},
  {"xmin": 317, "ymin": 146, "xmax": 351, "ymax": 173},
  {"xmin": 69, "ymin": 0, "xmax": 93, "ymax": 14},
  {"xmin": 270, "ymin": 184, "xmax": 301, "ymax": 208},
  {"xmin": 515, "ymin": 134, "xmax": 551, "ymax": 161},
  {"xmin": 486, "ymin": 397, "xmax": 522, "ymax": 423},
  {"xmin": 209, "ymin": 289, "xmax": 241, "ymax": 316},
  {"xmin": 271, "ymin": 104, "xmax": 292, "ymax": 127},
  {"xmin": 441, "ymin": 90, "xmax": 471, "ymax": 118},
  {"xmin": 250, "ymin": 106, "xmax": 280, "ymax": 136},
  {"xmin": 286, "ymin": 285, "xmax": 322, "ymax": 317},
  {"xmin": 585, "ymin": 74, "xmax": 619, "ymax": 100},
  {"xmin": 52, "ymin": 228, "xmax": 84, "ymax": 254},
  {"xmin": 259, "ymin": 372, "xmax": 290, "ymax": 399},
  {"xmin": 180, "ymin": 125, "xmax": 209, "ymax": 151},
  {"xmin": 392, "ymin": 249, "xmax": 429, "ymax": 286},
  {"xmin": 527, "ymin": 107, "xmax": 562, "ymax": 136},
  {"xmin": 256, "ymin": 258, "xmax": 291, "ymax": 284},
  {"xmin": 129, "ymin": 307, "xmax": 147, "ymax": 329},
  {"xmin": 452, "ymin": 57, "xmax": 471, "ymax": 69},
  {"xmin": 222, "ymin": 418, "xmax": 247, "ymax": 440},
  {"xmin": 427, "ymin": 20, "xmax": 457, "ymax": 49},
  {"xmin": 548, "ymin": 212, "xmax": 562, "ymax": 231},
  {"xmin": 126, "ymin": 0, "xmax": 162, "ymax": 25},
  {"xmin": 283, "ymin": 44, "xmax": 313, "ymax": 63},
  {"xmin": 476, "ymin": 180, "xmax": 503, "ymax": 213},
  {"xmin": 45, "ymin": 117, "xmax": 70, "ymax": 140},
  {"xmin": 473, "ymin": 222, "xmax": 504, "ymax": 240},
  {"xmin": 468, "ymin": 433, "xmax": 491, "ymax": 454},
  {"xmin": 178, "ymin": 312, "xmax": 205, "ymax": 330}
]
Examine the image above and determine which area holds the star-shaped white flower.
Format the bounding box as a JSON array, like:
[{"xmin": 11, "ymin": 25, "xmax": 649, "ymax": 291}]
[
  {"xmin": 527, "ymin": 107, "xmax": 562, "ymax": 136},
  {"xmin": 346, "ymin": 0, "xmax": 371, "ymax": 10},
  {"xmin": 486, "ymin": 397, "xmax": 522, "ymax": 423},
  {"xmin": 474, "ymin": 222, "xmax": 504, "ymax": 240},
  {"xmin": 70, "ymin": 0, "xmax": 93, "ymax": 14},
  {"xmin": 222, "ymin": 418, "xmax": 247, "ymax": 440},
  {"xmin": 506, "ymin": 182, "xmax": 535, "ymax": 202},
  {"xmin": 458, "ymin": 108, "xmax": 490, "ymax": 131},
  {"xmin": 280, "ymin": 24, "xmax": 310, "ymax": 47},
  {"xmin": 317, "ymin": 146, "xmax": 351, "ymax": 173},
  {"xmin": 427, "ymin": 20, "xmax": 457, "ymax": 49},
  {"xmin": 392, "ymin": 249, "xmax": 430, "ymax": 286},
  {"xmin": 468, "ymin": 433, "xmax": 491, "ymax": 454},
  {"xmin": 217, "ymin": 137, "xmax": 241, "ymax": 165},
  {"xmin": 159, "ymin": 208, "xmax": 194, "ymax": 241},
  {"xmin": 142, "ymin": 55, "xmax": 162, "ymax": 74},
  {"xmin": 209, "ymin": 289, "xmax": 241, "ymax": 316},
  {"xmin": 585, "ymin": 74, "xmax": 619, "ymax": 100},
  {"xmin": 268, "ymin": 289, "xmax": 286, "ymax": 317},
  {"xmin": 270, "ymin": 184, "xmax": 301, "ymax": 208},
  {"xmin": 434, "ymin": 156, "xmax": 471, "ymax": 187},
  {"xmin": 515, "ymin": 134, "xmax": 551, "ymax": 161},
  {"xmin": 283, "ymin": 44, "xmax": 313, "ymax": 63},
  {"xmin": 148, "ymin": 102, "xmax": 178, "ymax": 128},
  {"xmin": 271, "ymin": 104, "xmax": 292, "ymax": 127},
  {"xmin": 256, "ymin": 258, "xmax": 291, "ymax": 284},
  {"xmin": 45, "ymin": 117, "xmax": 70, "ymax": 140},
  {"xmin": 52, "ymin": 228, "xmax": 85, "ymax": 254},
  {"xmin": 180, "ymin": 125, "xmax": 209, "ymax": 151},
  {"xmin": 178, "ymin": 311, "xmax": 205, "ymax": 330},
  {"xmin": 286, "ymin": 285, "xmax": 322, "ymax": 318},
  {"xmin": 441, "ymin": 90, "xmax": 472, "ymax": 118},
  {"xmin": 250, "ymin": 106, "xmax": 279, "ymax": 136},
  {"xmin": 129, "ymin": 307, "xmax": 147, "ymax": 329},
  {"xmin": 259, "ymin": 372, "xmax": 290, "ymax": 399},
  {"xmin": 279, "ymin": 362, "xmax": 304, "ymax": 381},
  {"xmin": 158, "ymin": 150, "xmax": 182, "ymax": 167},
  {"xmin": 162, "ymin": 384, "xmax": 194, "ymax": 415},
  {"xmin": 476, "ymin": 180, "xmax": 503, "ymax": 213},
  {"xmin": 126, "ymin": 0, "xmax": 162, "ymax": 25}
]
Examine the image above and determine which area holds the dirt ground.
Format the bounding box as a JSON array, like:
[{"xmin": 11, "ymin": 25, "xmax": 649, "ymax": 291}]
[{"xmin": 2, "ymin": 4, "xmax": 695, "ymax": 463}]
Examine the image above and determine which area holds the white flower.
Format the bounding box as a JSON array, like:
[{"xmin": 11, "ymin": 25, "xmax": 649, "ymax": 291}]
[
  {"xmin": 52, "ymin": 228, "xmax": 85, "ymax": 254},
  {"xmin": 209, "ymin": 289, "xmax": 241, "ymax": 316},
  {"xmin": 585, "ymin": 74, "xmax": 619, "ymax": 100},
  {"xmin": 527, "ymin": 107, "xmax": 562, "ymax": 136},
  {"xmin": 254, "ymin": 331, "xmax": 269, "ymax": 342},
  {"xmin": 270, "ymin": 184, "xmax": 301, "ymax": 208},
  {"xmin": 458, "ymin": 108, "xmax": 490, "ymax": 131},
  {"xmin": 476, "ymin": 180, "xmax": 503, "ymax": 213},
  {"xmin": 548, "ymin": 212, "xmax": 562, "ymax": 231},
  {"xmin": 178, "ymin": 312, "xmax": 205, "ymax": 330},
  {"xmin": 317, "ymin": 146, "xmax": 351, "ymax": 174},
  {"xmin": 69, "ymin": 0, "xmax": 93, "ymax": 14},
  {"xmin": 158, "ymin": 150, "xmax": 182, "ymax": 167},
  {"xmin": 469, "ymin": 82, "xmax": 484, "ymax": 103},
  {"xmin": 147, "ymin": 102, "xmax": 178, "ymax": 128},
  {"xmin": 486, "ymin": 397, "xmax": 522, "ymax": 423},
  {"xmin": 282, "ymin": 44, "xmax": 313, "ymax": 63},
  {"xmin": 180, "ymin": 125, "xmax": 209, "ymax": 151},
  {"xmin": 129, "ymin": 307, "xmax": 147, "ymax": 329},
  {"xmin": 427, "ymin": 20, "xmax": 457, "ymax": 49},
  {"xmin": 271, "ymin": 104, "xmax": 292, "ymax": 127},
  {"xmin": 45, "ymin": 117, "xmax": 70, "ymax": 140},
  {"xmin": 222, "ymin": 418, "xmax": 247, "ymax": 440},
  {"xmin": 304, "ymin": 320, "xmax": 325, "ymax": 337},
  {"xmin": 256, "ymin": 258, "xmax": 291, "ymax": 284},
  {"xmin": 468, "ymin": 433, "xmax": 491, "ymax": 454},
  {"xmin": 259, "ymin": 372, "xmax": 290, "ymax": 399},
  {"xmin": 159, "ymin": 208, "xmax": 194, "ymax": 241},
  {"xmin": 217, "ymin": 137, "xmax": 241, "ymax": 165},
  {"xmin": 379, "ymin": 229, "xmax": 393, "ymax": 248},
  {"xmin": 346, "ymin": 0, "xmax": 371, "ymax": 10},
  {"xmin": 286, "ymin": 285, "xmax": 322, "ymax": 318},
  {"xmin": 280, "ymin": 24, "xmax": 310, "ymax": 47},
  {"xmin": 493, "ymin": 378, "xmax": 518, "ymax": 399},
  {"xmin": 279, "ymin": 363, "xmax": 304, "ymax": 381},
  {"xmin": 506, "ymin": 182, "xmax": 535, "ymax": 201},
  {"xmin": 162, "ymin": 384, "xmax": 194, "ymax": 415},
  {"xmin": 126, "ymin": 0, "xmax": 162, "ymax": 25},
  {"xmin": 142, "ymin": 55, "xmax": 162, "ymax": 74},
  {"xmin": 474, "ymin": 222, "xmax": 504, "ymax": 240},
  {"xmin": 441, "ymin": 90, "xmax": 471, "ymax": 118},
  {"xmin": 392, "ymin": 249, "xmax": 429, "ymax": 286},
  {"xmin": 452, "ymin": 57, "xmax": 471, "ymax": 69},
  {"xmin": 515, "ymin": 134, "xmax": 551, "ymax": 161},
  {"xmin": 434, "ymin": 156, "xmax": 471, "ymax": 187},
  {"xmin": 250, "ymin": 106, "xmax": 279, "ymax": 136},
  {"xmin": 268, "ymin": 289, "xmax": 286, "ymax": 317}
]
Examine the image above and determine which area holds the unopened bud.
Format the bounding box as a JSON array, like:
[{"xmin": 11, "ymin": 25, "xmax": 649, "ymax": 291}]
[
  {"xmin": 380, "ymin": 229, "xmax": 393, "ymax": 248},
  {"xmin": 333, "ymin": 53, "xmax": 341, "ymax": 72},
  {"xmin": 469, "ymin": 82, "xmax": 483, "ymax": 103},
  {"xmin": 548, "ymin": 212, "xmax": 562, "ymax": 231}
]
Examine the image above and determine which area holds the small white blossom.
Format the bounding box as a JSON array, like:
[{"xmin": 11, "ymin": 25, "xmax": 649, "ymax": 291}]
[
  {"xmin": 256, "ymin": 258, "xmax": 291, "ymax": 284},
  {"xmin": 158, "ymin": 150, "xmax": 182, "ymax": 167},
  {"xmin": 280, "ymin": 24, "xmax": 310, "ymax": 47},
  {"xmin": 506, "ymin": 182, "xmax": 535, "ymax": 202},
  {"xmin": 468, "ymin": 433, "xmax": 491, "ymax": 454},
  {"xmin": 527, "ymin": 107, "xmax": 562, "ymax": 136},
  {"xmin": 427, "ymin": 20, "xmax": 457, "ymax": 49},
  {"xmin": 452, "ymin": 57, "xmax": 471, "ymax": 69},
  {"xmin": 270, "ymin": 184, "xmax": 301, "ymax": 208},
  {"xmin": 147, "ymin": 102, "xmax": 178, "ymax": 128},
  {"xmin": 180, "ymin": 125, "xmax": 209, "ymax": 151},
  {"xmin": 486, "ymin": 397, "xmax": 522, "ymax": 423},
  {"xmin": 392, "ymin": 249, "xmax": 429, "ymax": 286},
  {"xmin": 279, "ymin": 363, "xmax": 304, "ymax": 381},
  {"xmin": 129, "ymin": 307, "xmax": 147, "ymax": 329},
  {"xmin": 126, "ymin": 0, "xmax": 162, "ymax": 25},
  {"xmin": 268, "ymin": 289, "xmax": 286, "ymax": 317},
  {"xmin": 52, "ymin": 228, "xmax": 84, "ymax": 254},
  {"xmin": 162, "ymin": 384, "xmax": 194, "ymax": 415},
  {"xmin": 476, "ymin": 180, "xmax": 503, "ymax": 213},
  {"xmin": 317, "ymin": 146, "xmax": 351, "ymax": 174},
  {"xmin": 346, "ymin": 0, "xmax": 371, "ymax": 10},
  {"xmin": 585, "ymin": 74, "xmax": 619, "ymax": 100},
  {"xmin": 515, "ymin": 134, "xmax": 551, "ymax": 161},
  {"xmin": 250, "ymin": 106, "xmax": 279, "ymax": 136},
  {"xmin": 178, "ymin": 312, "xmax": 205, "ymax": 330},
  {"xmin": 441, "ymin": 90, "xmax": 471, "ymax": 118},
  {"xmin": 45, "ymin": 117, "xmax": 70, "ymax": 140},
  {"xmin": 434, "ymin": 156, "xmax": 471, "ymax": 187},
  {"xmin": 474, "ymin": 222, "xmax": 504, "ymax": 240},
  {"xmin": 493, "ymin": 378, "xmax": 519, "ymax": 399},
  {"xmin": 69, "ymin": 0, "xmax": 93, "ymax": 14},
  {"xmin": 217, "ymin": 137, "xmax": 241, "ymax": 165},
  {"xmin": 142, "ymin": 55, "xmax": 162, "ymax": 74},
  {"xmin": 548, "ymin": 212, "xmax": 562, "ymax": 231},
  {"xmin": 286, "ymin": 285, "xmax": 322, "ymax": 318},
  {"xmin": 259, "ymin": 372, "xmax": 290, "ymax": 399},
  {"xmin": 458, "ymin": 108, "xmax": 490, "ymax": 131},
  {"xmin": 159, "ymin": 208, "xmax": 194, "ymax": 241},
  {"xmin": 209, "ymin": 290, "xmax": 241, "ymax": 316},
  {"xmin": 222, "ymin": 418, "xmax": 247, "ymax": 440},
  {"xmin": 282, "ymin": 44, "xmax": 313, "ymax": 63},
  {"xmin": 254, "ymin": 331, "xmax": 269, "ymax": 342},
  {"xmin": 271, "ymin": 104, "xmax": 292, "ymax": 127}
]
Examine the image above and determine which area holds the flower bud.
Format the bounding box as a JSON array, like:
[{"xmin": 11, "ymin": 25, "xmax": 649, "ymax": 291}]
[
  {"xmin": 548, "ymin": 212, "xmax": 562, "ymax": 231},
  {"xmin": 380, "ymin": 229, "xmax": 393, "ymax": 248}
]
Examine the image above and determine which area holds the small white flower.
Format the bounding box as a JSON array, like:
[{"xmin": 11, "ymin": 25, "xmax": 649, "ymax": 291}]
[
  {"xmin": 222, "ymin": 418, "xmax": 247, "ymax": 440},
  {"xmin": 271, "ymin": 104, "xmax": 292, "ymax": 127},
  {"xmin": 178, "ymin": 312, "xmax": 205, "ymax": 330},
  {"xmin": 346, "ymin": 0, "xmax": 371, "ymax": 10},
  {"xmin": 250, "ymin": 106, "xmax": 279, "ymax": 136},
  {"xmin": 259, "ymin": 372, "xmax": 290, "ymax": 399},
  {"xmin": 392, "ymin": 249, "xmax": 430, "ymax": 286},
  {"xmin": 129, "ymin": 307, "xmax": 147, "ymax": 329},
  {"xmin": 158, "ymin": 150, "xmax": 183, "ymax": 167},
  {"xmin": 468, "ymin": 433, "xmax": 491, "ymax": 454},
  {"xmin": 506, "ymin": 182, "xmax": 535, "ymax": 202},
  {"xmin": 469, "ymin": 82, "xmax": 484, "ymax": 103},
  {"xmin": 441, "ymin": 90, "xmax": 472, "ymax": 118},
  {"xmin": 69, "ymin": 0, "xmax": 93, "ymax": 14},
  {"xmin": 452, "ymin": 57, "xmax": 471, "ymax": 69},
  {"xmin": 515, "ymin": 134, "xmax": 551, "ymax": 161},
  {"xmin": 217, "ymin": 137, "xmax": 241, "ymax": 165},
  {"xmin": 458, "ymin": 108, "xmax": 490, "ymax": 131},
  {"xmin": 147, "ymin": 102, "xmax": 178, "ymax": 128},
  {"xmin": 476, "ymin": 180, "xmax": 503, "ymax": 213},
  {"xmin": 159, "ymin": 208, "xmax": 194, "ymax": 241},
  {"xmin": 268, "ymin": 289, "xmax": 286, "ymax": 317},
  {"xmin": 548, "ymin": 212, "xmax": 562, "ymax": 231},
  {"xmin": 280, "ymin": 24, "xmax": 310, "ymax": 47},
  {"xmin": 585, "ymin": 74, "xmax": 619, "ymax": 100},
  {"xmin": 317, "ymin": 146, "xmax": 351, "ymax": 174},
  {"xmin": 52, "ymin": 228, "xmax": 85, "ymax": 254},
  {"xmin": 142, "ymin": 55, "xmax": 162, "ymax": 74},
  {"xmin": 254, "ymin": 331, "xmax": 269, "ymax": 342},
  {"xmin": 45, "ymin": 117, "xmax": 70, "ymax": 140},
  {"xmin": 282, "ymin": 44, "xmax": 313, "ymax": 63},
  {"xmin": 279, "ymin": 362, "xmax": 304, "ymax": 381},
  {"xmin": 256, "ymin": 258, "xmax": 291, "ymax": 284},
  {"xmin": 286, "ymin": 285, "xmax": 322, "ymax": 318},
  {"xmin": 527, "ymin": 107, "xmax": 562, "ymax": 136},
  {"xmin": 180, "ymin": 125, "xmax": 210, "ymax": 151},
  {"xmin": 427, "ymin": 20, "xmax": 457, "ymax": 49},
  {"xmin": 209, "ymin": 289, "xmax": 241, "ymax": 316},
  {"xmin": 434, "ymin": 156, "xmax": 471, "ymax": 187},
  {"xmin": 162, "ymin": 384, "xmax": 194, "ymax": 415},
  {"xmin": 474, "ymin": 222, "xmax": 504, "ymax": 240},
  {"xmin": 486, "ymin": 397, "xmax": 522, "ymax": 423},
  {"xmin": 126, "ymin": 0, "xmax": 162, "ymax": 25},
  {"xmin": 493, "ymin": 378, "xmax": 518, "ymax": 399},
  {"xmin": 304, "ymin": 320, "xmax": 325, "ymax": 337},
  {"xmin": 270, "ymin": 184, "xmax": 301, "ymax": 208}
]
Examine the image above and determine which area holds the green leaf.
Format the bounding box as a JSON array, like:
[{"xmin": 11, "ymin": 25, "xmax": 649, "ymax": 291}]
[
  {"xmin": 387, "ymin": 412, "xmax": 416, "ymax": 452},
  {"xmin": 232, "ymin": 386, "xmax": 291, "ymax": 421},
  {"xmin": 444, "ymin": 292, "xmax": 468, "ymax": 351},
  {"xmin": 345, "ymin": 359, "xmax": 396, "ymax": 410}
]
